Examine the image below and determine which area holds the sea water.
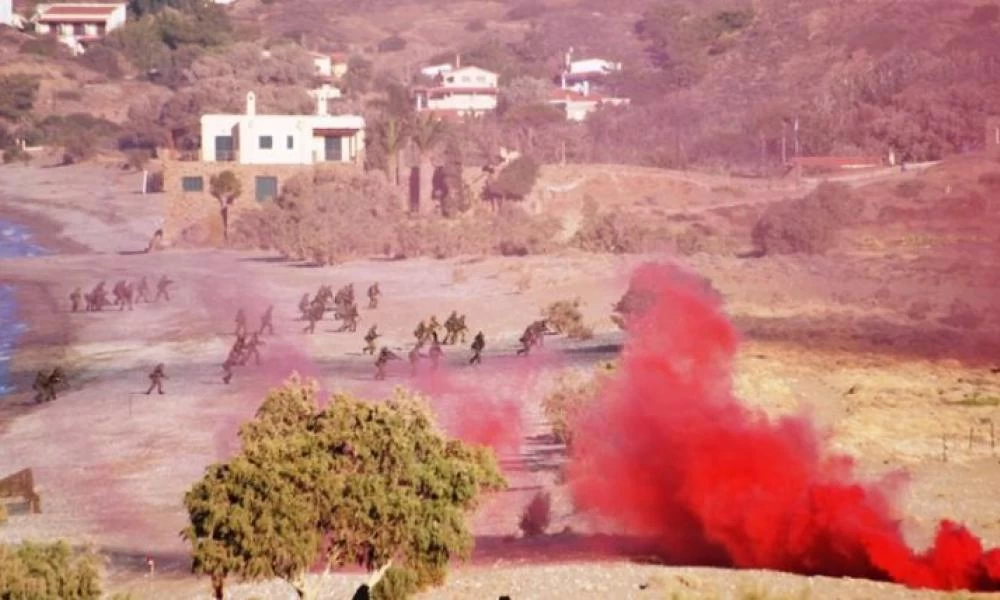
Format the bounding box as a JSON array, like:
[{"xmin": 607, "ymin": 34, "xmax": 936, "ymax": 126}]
[{"xmin": 0, "ymin": 219, "xmax": 51, "ymax": 395}]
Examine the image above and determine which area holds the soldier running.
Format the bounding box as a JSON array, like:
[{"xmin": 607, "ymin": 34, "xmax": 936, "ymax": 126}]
[
  {"xmin": 235, "ymin": 308, "xmax": 247, "ymax": 337},
  {"xmin": 155, "ymin": 276, "xmax": 173, "ymax": 302},
  {"xmin": 336, "ymin": 303, "xmax": 360, "ymax": 333},
  {"xmin": 303, "ymin": 301, "xmax": 324, "ymax": 334},
  {"xmin": 222, "ymin": 346, "xmax": 241, "ymax": 384},
  {"xmin": 367, "ymin": 282, "xmax": 381, "ymax": 309},
  {"xmin": 69, "ymin": 287, "xmax": 82, "ymax": 312},
  {"xmin": 259, "ymin": 305, "xmax": 274, "ymax": 335},
  {"xmin": 135, "ymin": 277, "xmax": 151, "ymax": 303},
  {"xmin": 33, "ymin": 367, "xmax": 66, "ymax": 402},
  {"xmin": 374, "ymin": 347, "xmax": 399, "ymax": 380},
  {"xmin": 408, "ymin": 341, "xmax": 425, "ymax": 376},
  {"xmin": 427, "ymin": 315, "xmax": 441, "ymax": 341},
  {"xmin": 145, "ymin": 364, "xmax": 167, "ymax": 395},
  {"xmin": 119, "ymin": 282, "xmax": 134, "ymax": 311},
  {"xmin": 443, "ymin": 311, "xmax": 460, "ymax": 344},
  {"xmin": 298, "ymin": 293, "xmax": 312, "ymax": 320},
  {"xmin": 456, "ymin": 314, "xmax": 469, "ymax": 344},
  {"xmin": 241, "ymin": 333, "xmax": 264, "ymax": 366},
  {"xmin": 428, "ymin": 333, "xmax": 444, "ymax": 371},
  {"xmin": 413, "ymin": 320, "xmax": 428, "ymax": 344},
  {"xmin": 470, "ymin": 331, "xmax": 485, "ymax": 365},
  {"xmin": 516, "ymin": 325, "xmax": 536, "ymax": 356},
  {"xmin": 363, "ymin": 325, "xmax": 380, "ymax": 355}
]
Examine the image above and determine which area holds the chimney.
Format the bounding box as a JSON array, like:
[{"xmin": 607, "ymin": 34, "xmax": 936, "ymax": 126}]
[
  {"xmin": 246, "ymin": 91, "xmax": 256, "ymax": 116},
  {"xmin": 316, "ymin": 91, "xmax": 327, "ymax": 116},
  {"xmin": 560, "ymin": 72, "xmax": 566, "ymax": 90},
  {"xmin": 582, "ymin": 80, "xmax": 590, "ymax": 97},
  {"xmin": 565, "ymin": 46, "xmax": 573, "ymax": 69},
  {"xmin": 455, "ymin": 53, "xmax": 461, "ymax": 69}
]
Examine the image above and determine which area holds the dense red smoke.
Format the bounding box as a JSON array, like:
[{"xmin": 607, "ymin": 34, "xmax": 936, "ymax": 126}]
[{"xmin": 567, "ymin": 262, "xmax": 1000, "ymax": 591}]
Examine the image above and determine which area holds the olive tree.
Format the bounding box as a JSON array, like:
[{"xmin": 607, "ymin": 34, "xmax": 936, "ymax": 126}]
[
  {"xmin": 209, "ymin": 170, "xmax": 241, "ymax": 242},
  {"xmin": 0, "ymin": 541, "xmax": 101, "ymax": 599},
  {"xmin": 182, "ymin": 376, "xmax": 506, "ymax": 600}
]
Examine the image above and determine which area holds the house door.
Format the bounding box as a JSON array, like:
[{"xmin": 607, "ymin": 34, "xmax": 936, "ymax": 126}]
[
  {"xmin": 254, "ymin": 176, "xmax": 278, "ymax": 203},
  {"xmin": 214, "ymin": 136, "xmax": 234, "ymax": 161},
  {"xmin": 324, "ymin": 136, "xmax": 343, "ymax": 162}
]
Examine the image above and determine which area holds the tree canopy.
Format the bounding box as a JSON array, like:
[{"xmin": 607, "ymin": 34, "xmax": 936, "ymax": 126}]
[
  {"xmin": 182, "ymin": 376, "xmax": 506, "ymax": 600},
  {"xmin": 487, "ymin": 155, "xmax": 540, "ymax": 199}
]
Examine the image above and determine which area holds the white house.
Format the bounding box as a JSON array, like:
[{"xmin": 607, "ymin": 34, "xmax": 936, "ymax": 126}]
[
  {"xmin": 312, "ymin": 52, "xmax": 332, "ymax": 78},
  {"xmin": 1, "ymin": 0, "xmax": 14, "ymax": 27},
  {"xmin": 548, "ymin": 87, "xmax": 630, "ymax": 122},
  {"xmin": 420, "ymin": 63, "xmax": 453, "ymax": 78},
  {"xmin": 200, "ymin": 92, "xmax": 365, "ymax": 166},
  {"xmin": 33, "ymin": 3, "xmax": 126, "ymax": 53},
  {"xmin": 559, "ymin": 47, "xmax": 622, "ymax": 94},
  {"xmin": 413, "ymin": 63, "xmax": 499, "ymax": 116}
]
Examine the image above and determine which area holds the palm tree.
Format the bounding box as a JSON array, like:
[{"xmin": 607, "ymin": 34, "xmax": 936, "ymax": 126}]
[
  {"xmin": 407, "ymin": 113, "xmax": 448, "ymax": 214},
  {"xmin": 375, "ymin": 117, "xmax": 404, "ymax": 186}
]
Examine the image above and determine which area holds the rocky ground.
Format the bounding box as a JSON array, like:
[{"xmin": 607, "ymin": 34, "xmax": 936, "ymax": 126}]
[{"xmin": 1, "ymin": 162, "xmax": 999, "ymax": 599}]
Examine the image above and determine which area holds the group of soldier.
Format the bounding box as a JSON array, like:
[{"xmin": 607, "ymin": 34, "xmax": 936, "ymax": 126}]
[
  {"xmin": 221, "ymin": 306, "xmax": 274, "ymax": 385},
  {"xmin": 300, "ymin": 282, "xmax": 380, "ymax": 335},
  {"xmin": 69, "ymin": 276, "xmax": 174, "ymax": 313},
  {"xmin": 31, "ymin": 367, "xmax": 67, "ymax": 403}
]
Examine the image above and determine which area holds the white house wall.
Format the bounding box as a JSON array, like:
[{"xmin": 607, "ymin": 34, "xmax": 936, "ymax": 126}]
[
  {"xmin": 201, "ymin": 113, "xmax": 364, "ymax": 165},
  {"xmin": 426, "ymin": 93, "xmax": 497, "ymax": 112},
  {"xmin": 1, "ymin": 0, "xmax": 14, "ymax": 27}
]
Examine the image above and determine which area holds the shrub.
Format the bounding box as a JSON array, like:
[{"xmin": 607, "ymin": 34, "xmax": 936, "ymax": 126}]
[
  {"xmin": 751, "ymin": 182, "xmax": 861, "ymax": 255},
  {"xmin": 182, "ymin": 377, "xmax": 506, "ymax": 600},
  {"xmin": 19, "ymin": 37, "xmax": 68, "ymax": 58},
  {"xmin": 125, "ymin": 149, "xmax": 151, "ymax": 170},
  {"xmin": 572, "ymin": 209, "xmax": 667, "ymax": 254},
  {"xmin": 543, "ymin": 298, "xmax": 593, "ymax": 340},
  {"xmin": 611, "ymin": 262, "xmax": 720, "ymax": 329},
  {"xmin": 0, "ymin": 74, "xmax": 40, "ymax": 121},
  {"xmin": 486, "ymin": 155, "xmax": 540, "ymax": 201},
  {"xmin": 0, "ymin": 503, "xmax": 6, "ymax": 525},
  {"xmin": 371, "ymin": 566, "xmax": 420, "ymax": 600},
  {"xmin": 377, "ymin": 35, "xmax": 407, "ymax": 53},
  {"xmin": 0, "ymin": 541, "xmax": 101, "ymax": 598},
  {"xmin": 519, "ymin": 491, "xmax": 552, "ymax": 537},
  {"xmin": 506, "ymin": 0, "xmax": 546, "ymax": 21},
  {"xmin": 2, "ymin": 146, "xmax": 31, "ymax": 164},
  {"xmin": 78, "ymin": 45, "xmax": 125, "ymax": 79},
  {"xmin": 894, "ymin": 179, "xmax": 927, "ymax": 199},
  {"xmin": 541, "ymin": 362, "xmax": 615, "ymax": 446}
]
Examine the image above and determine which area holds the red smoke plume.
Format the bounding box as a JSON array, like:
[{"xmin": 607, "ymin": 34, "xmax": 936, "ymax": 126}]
[{"xmin": 567, "ymin": 262, "xmax": 1000, "ymax": 591}]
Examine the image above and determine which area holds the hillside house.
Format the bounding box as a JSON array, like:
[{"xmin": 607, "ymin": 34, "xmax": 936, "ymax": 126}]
[
  {"xmin": 1, "ymin": 0, "xmax": 13, "ymax": 27},
  {"xmin": 309, "ymin": 83, "xmax": 342, "ymax": 108},
  {"xmin": 548, "ymin": 87, "xmax": 630, "ymax": 122},
  {"xmin": 413, "ymin": 62, "xmax": 499, "ymax": 117},
  {"xmin": 32, "ymin": 3, "xmax": 126, "ymax": 53},
  {"xmin": 199, "ymin": 91, "xmax": 365, "ymax": 166},
  {"xmin": 559, "ymin": 47, "xmax": 621, "ymax": 94}
]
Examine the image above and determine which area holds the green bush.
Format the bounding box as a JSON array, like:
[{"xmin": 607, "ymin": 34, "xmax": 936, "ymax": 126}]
[
  {"xmin": 377, "ymin": 35, "xmax": 407, "ymax": 53},
  {"xmin": 371, "ymin": 567, "xmax": 420, "ymax": 600},
  {"xmin": 0, "ymin": 541, "xmax": 101, "ymax": 599},
  {"xmin": 751, "ymin": 182, "xmax": 861, "ymax": 255},
  {"xmin": 0, "ymin": 74, "xmax": 40, "ymax": 121},
  {"xmin": 0, "ymin": 503, "xmax": 7, "ymax": 525},
  {"xmin": 518, "ymin": 491, "xmax": 551, "ymax": 537},
  {"xmin": 78, "ymin": 45, "xmax": 125, "ymax": 79},
  {"xmin": 182, "ymin": 376, "xmax": 506, "ymax": 600},
  {"xmin": 542, "ymin": 299, "xmax": 593, "ymax": 340},
  {"xmin": 541, "ymin": 362, "xmax": 615, "ymax": 446},
  {"xmin": 2, "ymin": 146, "xmax": 31, "ymax": 164},
  {"xmin": 19, "ymin": 37, "xmax": 69, "ymax": 58}
]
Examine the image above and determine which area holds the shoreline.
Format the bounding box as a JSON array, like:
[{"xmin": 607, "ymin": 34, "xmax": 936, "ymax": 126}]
[{"xmin": 0, "ymin": 205, "xmax": 81, "ymax": 433}]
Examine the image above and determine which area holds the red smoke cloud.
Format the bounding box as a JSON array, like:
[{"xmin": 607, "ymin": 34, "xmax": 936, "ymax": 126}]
[{"xmin": 567, "ymin": 262, "xmax": 1000, "ymax": 591}]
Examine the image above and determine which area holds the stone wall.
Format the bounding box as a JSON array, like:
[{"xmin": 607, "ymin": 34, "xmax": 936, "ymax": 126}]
[{"xmin": 161, "ymin": 160, "xmax": 358, "ymax": 244}]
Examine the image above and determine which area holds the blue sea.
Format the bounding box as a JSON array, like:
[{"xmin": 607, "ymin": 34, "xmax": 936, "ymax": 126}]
[{"xmin": 0, "ymin": 219, "xmax": 51, "ymax": 396}]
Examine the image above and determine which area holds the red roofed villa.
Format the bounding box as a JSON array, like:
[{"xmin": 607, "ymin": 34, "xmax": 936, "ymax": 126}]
[{"xmin": 32, "ymin": 3, "xmax": 127, "ymax": 53}]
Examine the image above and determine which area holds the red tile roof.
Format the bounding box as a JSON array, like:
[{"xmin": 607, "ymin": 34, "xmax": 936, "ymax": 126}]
[
  {"xmin": 549, "ymin": 89, "xmax": 604, "ymax": 102},
  {"xmin": 38, "ymin": 3, "xmax": 121, "ymax": 21}
]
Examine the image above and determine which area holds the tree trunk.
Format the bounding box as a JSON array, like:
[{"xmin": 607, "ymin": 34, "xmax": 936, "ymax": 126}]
[
  {"xmin": 418, "ymin": 155, "xmax": 434, "ymax": 215},
  {"xmin": 388, "ymin": 150, "xmax": 399, "ymax": 186},
  {"xmin": 221, "ymin": 206, "xmax": 229, "ymax": 242},
  {"xmin": 211, "ymin": 574, "xmax": 224, "ymax": 600}
]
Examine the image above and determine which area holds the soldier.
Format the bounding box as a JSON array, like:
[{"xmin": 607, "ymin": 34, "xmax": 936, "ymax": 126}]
[
  {"xmin": 145, "ymin": 364, "xmax": 167, "ymax": 395},
  {"xmin": 338, "ymin": 303, "xmax": 359, "ymax": 333},
  {"xmin": 120, "ymin": 282, "xmax": 135, "ymax": 311},
  {"xmin": 530, "ymin": 319, "xmax": 549, "ymax": 348},
  {"xmin": 69, "ymin": 287, "xmax": 82, "ymax": 312},
  {"xmin": 367, "ymin": 282, "xmax": 381, "ymax": 309},
  {"xmin": 32, "ymin": 371, "xmax": 51, "ymax": 403},
  {"xmin": 516, "ymin": 325, "xmax": 536, "ymax": 356},
  {"xmin": 363, "ymin": 325, "xmax": 379, "ymax": 355},
  {"xmin": 443, "ymin": 311, "xmax": 460, "ymax": 344},
  {"xmin": 235, "ymin": 308, "xmax": 247, "ymax": 337},
  {"xmin": 241, "ymin": 333, "xmax": 264, "ymax": 366},
  {"xmin": 427, "ymin": 315, "xmax": 441, "ymax": 340},
  {"xmin": 428, "ymin": 333, "xmax": 444, "ymax": 371},
  {"xmin": 374, "ymin": 347, "xmax": 399, "ymax": 380},
  {"xmin": 298, "ymin": 293, "xmax": 312, "ymax": 320},
  {"xmin": 222, "ymin": 347, "xmax": 240, "ymax": 384},
  {"xmin": 259, "ymin": 305, "xmax": 274, "ymax": 336},
  {"xmin": 89, "ymin": 281, "xmax": 107, "ymax": 311},
  {"xmin": 135, "ymin": 276, "xmax": 151, "ymax": 303},
  {"xmin": 456, "ymin": 314, "xmax": 469, "ymax": 344},
  {"xmin": 155, "ymin": 276, "xmax": 173, "ymax": 302},
  {"xmin": 413, "ymin": 320, "xmax": 427, "ymax": 343},
  {"xmin": 112, "ymin": 280, "xmax": 127, "ymax": 309},
  {"xmin": 232, "ymin": 333, "xmax": 247, "ymax": 359},
  {"xmin": 44, "ymin": 367, "xmax": 66, "ymax": 401},
  {"xmin": 408, "ymin": 341, "xmax": 425, "ymax": 376},
  {"xmin": 303, "ymin": 301, "xmax": 323, "ymax": 334},
  {"xmin": 470, "ymin": 331, "xmax": 485, "ymax": 365}
]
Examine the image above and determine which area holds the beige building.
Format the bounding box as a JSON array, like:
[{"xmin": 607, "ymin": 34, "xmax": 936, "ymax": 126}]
[
  {"xmin": 413, "ymin": 64, "xmax": 499, "ymax": 117},
  {"xmin": 199, "ymin": 91, "xmax": 365, "ymax": 166},
  {"xmin": 33, "ymin": 3, "xmax": 126, "ymax": 53}
]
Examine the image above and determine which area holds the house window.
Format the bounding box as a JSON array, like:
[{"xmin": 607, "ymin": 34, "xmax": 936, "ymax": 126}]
[
  {"xmin": 73, "ymin": 23, "xmax": 84, "ymax": 35},
  {"xmin": 181, "ymin": 176, "xmax": 204, "ymax": 192},
  {"xmin": 255, "ymin": 176, "xmax": 278, "ymax": 202},
  {"xmin": 259, "ymin": 135, "xmax": 273, "ymax": 150},
  {"xmin": 214, "ymin": 136, "xmax": 234, "ymax": 161},
  {"xmin": 287, "ymin": 135, "xmax": 294, "ymax": 149},
  {"xmin": 324, "ymin": 136, "xmax": 343, "ymax": 162}
]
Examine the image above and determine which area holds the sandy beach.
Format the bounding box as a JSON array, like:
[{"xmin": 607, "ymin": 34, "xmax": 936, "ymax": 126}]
[{"xmin": 2, "ymin": 162, "xmax": 1000, "ymax": 599}]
